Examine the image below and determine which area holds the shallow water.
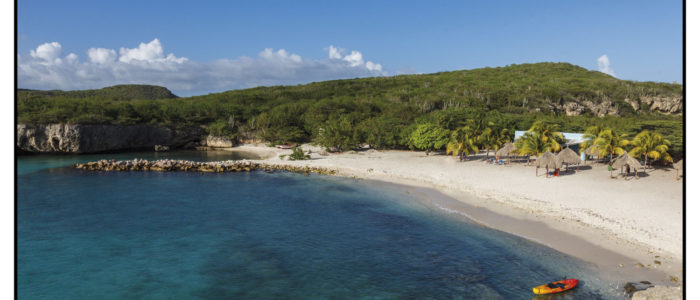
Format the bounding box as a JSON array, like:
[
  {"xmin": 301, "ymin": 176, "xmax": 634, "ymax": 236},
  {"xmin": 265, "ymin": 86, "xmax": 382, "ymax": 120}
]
[{"xmin": 17, "ymin": 152, "xmax": 626, "ymax": 299}]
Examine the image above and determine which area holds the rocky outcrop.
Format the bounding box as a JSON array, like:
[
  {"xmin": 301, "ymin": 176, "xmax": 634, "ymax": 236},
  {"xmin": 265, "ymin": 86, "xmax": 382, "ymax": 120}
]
[
  {"xmin": 625, "ymin": 281, "xmax": 655, "ymax": 294},
  {"xmin": 625, "ymin": 98, "xmax": 641, "ymax": 111},
  {"xmin": 563, "ymin": 102, "xmax": 585, "ymax": 116},
  {"xmin": 583, "ymin": 100, "xmax": 619, "ymax": 117},
  {"xmin": 640, "ymin": 96, "xmax": 683, "ymax": 114},
  {"xmin": 553, "ymin": 95, "xmax": 682, "ymax": 117},
  {"xmin": 17, "ymin": 124, "xmax": 206, "ymax": 153},
  {"xmin": 204, "ymin": 135, "xmax": 236, "ymax": 148},
  {"xmin": 154, "ymin": 145, "xmax": 170, "ymax": 152},
  {"xmin": 74, "ymin": 159, "xmax": 337, "ymax": 175},
  {"xmin": 631, "ymin": 286, "xmax": 682, "ymax": 300}
]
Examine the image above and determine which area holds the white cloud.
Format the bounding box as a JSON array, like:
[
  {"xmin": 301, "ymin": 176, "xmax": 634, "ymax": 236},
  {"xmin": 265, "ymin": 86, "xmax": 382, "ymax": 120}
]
[
  {"xmin": 18, "ymin": 39, "xmax": 394, "ymax": 95},
  {"xmin": 30, "ymin": 42, "xmax": 61, "ymax": 61},
  {"xmin": 365, "ymin": 61, "xmax": 382, "ymax": 72},
  {"xmin": 327, "ymin": 45, "xmax": 382, "ymax": 72},
  {"xmin": 118, "ymin": 38, "xmax": 187, "ymax": 64},
  {"xmin": 65, "ymin": 53, "xmax": 78, "ymax": 65},
  {"xmin": 327, "ymin": 45, "xmax": 343, "ymax": 59},
  {"xmin": 597, "ymin": 54, "xmax": 615, "ymax": 76},
  {"xmin": 259, "ymin": 48, "xmax": 302, "ymax": 63},
  {"xmin": 342, "ymin": 50, "xmax": 364, "ymax": 67},
  {"xmin": 87, "ymin": 48, "xmax": 117, "ymax": 64}
]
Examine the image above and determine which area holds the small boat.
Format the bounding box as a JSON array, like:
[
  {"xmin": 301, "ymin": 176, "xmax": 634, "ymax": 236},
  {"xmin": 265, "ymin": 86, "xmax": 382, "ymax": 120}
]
[
  {"xmin": 532, "ymin": 278, "xmax": 579, "ymax": 295},
  {"xmin": 275, "ymin": 144, "xmax": 296, "ymax": 149}
]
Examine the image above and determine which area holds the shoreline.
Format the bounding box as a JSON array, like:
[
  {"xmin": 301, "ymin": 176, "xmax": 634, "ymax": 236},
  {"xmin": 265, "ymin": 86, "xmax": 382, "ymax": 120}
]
[{"xmin": 224, "ymin": 144, "xmax": 683, "ymax": 286}]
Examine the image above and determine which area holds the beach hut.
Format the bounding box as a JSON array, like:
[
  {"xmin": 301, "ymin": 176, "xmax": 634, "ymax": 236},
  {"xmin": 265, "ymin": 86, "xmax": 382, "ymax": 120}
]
[
  {"xmin": 674, "ymin": 159, "xmax": 683, "ymax": 181},
  {"xmin": 534, "ymin": 151, "xmax": 561, "ymax": 177},
  {"xmin": 556, "ymin": 147, "xmax": 582, "ymax": 172},
  {"xmin": 611, "ymin": 152, "xmax": 643, "ymax": 179},
  {"xmin": 495, "ymin": 142, "xmax": 517, "ymax": 163}
]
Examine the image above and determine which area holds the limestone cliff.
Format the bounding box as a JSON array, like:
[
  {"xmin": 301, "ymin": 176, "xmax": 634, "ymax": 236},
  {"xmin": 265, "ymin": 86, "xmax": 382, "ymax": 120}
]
[
  {"xmin": 17, "ymin": 124, "xmax": 206, "ymax": 153},
  {"xmin": 203, "ymin": 135, "xmax": 236, "ymax": 148},
  {"xmin": 550, "ymin": 95, "xmax": 683, "ymax": 117}
]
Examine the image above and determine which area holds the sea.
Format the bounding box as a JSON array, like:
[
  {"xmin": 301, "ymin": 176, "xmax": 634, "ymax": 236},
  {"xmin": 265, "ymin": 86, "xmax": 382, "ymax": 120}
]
[{"xmin": 17, "ymin": 150, "xmax": 628, "ymax": 299}]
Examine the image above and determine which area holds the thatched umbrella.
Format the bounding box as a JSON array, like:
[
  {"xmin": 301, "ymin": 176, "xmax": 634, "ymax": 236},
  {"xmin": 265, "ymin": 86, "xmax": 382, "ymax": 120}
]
[
  {"xmin": 611, "ymin": 152, "xmax": 643, "ymax": 179},
  {"xmin": 583, "ymin": 145, "xmax": 598, "ymax": 164},
  {"xmin": 674, "ymin": 159, "xmax": 683, "ymax": 181},
  {"xmin": 495, "ymin": 142, "xmax": 517, "ymax": 163},
  {"xmin": 535, "ymin": 151, "xmax": 561, "ymax": 177},
  {"xmin": 556, "ymin": 147, "xmax": 582, "ymax": 172}
]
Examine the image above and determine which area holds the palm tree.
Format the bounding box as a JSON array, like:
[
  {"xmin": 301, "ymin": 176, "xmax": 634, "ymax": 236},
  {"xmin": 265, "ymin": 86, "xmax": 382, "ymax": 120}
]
[
  {"xmin": 498, "ymin": 128, "xmax": 513, "ymax": 146},
  {"xmin": 628, "ymin": 130, "xmax": 673, "ymax": 170},
  {"xmin": 514, "ymin": 121, "xmax": 564, "ymax": 162},
  {"xmin": 580, "ymin": 125, "xmax": 606, "ymax": 155},
  {"xmin": 593, "ymin": 129, "xmax": 629, "ymax": 163},
  {"xmin": 529, "ymin": 121, "xmax": 565, "ymax": 151},
  {"xmin": 446, "ymin": 126, "xmax": 479, "ymax": 160},
  {"xmin": 479, "ymin": 126, "xmax": 502, "ymax": 159}
]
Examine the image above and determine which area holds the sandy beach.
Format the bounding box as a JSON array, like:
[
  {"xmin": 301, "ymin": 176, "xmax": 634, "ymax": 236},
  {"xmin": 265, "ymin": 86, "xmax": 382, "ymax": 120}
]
[{"xmin": 224, "ymin": 144, "xmax": 683, "ymax": 285}]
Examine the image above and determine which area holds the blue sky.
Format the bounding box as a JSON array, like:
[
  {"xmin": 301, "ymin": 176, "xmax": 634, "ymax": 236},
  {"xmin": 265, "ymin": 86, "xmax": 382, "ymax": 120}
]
[{"xmin": 17, "ymin": 0, "xmax": 682, "ymax": 96}]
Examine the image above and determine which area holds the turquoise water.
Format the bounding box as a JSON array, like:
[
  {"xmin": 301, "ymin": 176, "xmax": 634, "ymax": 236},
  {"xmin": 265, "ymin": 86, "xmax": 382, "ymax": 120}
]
[{"xmin": 18, "ymin": 152, "xmax": 624, "ymax": 299}]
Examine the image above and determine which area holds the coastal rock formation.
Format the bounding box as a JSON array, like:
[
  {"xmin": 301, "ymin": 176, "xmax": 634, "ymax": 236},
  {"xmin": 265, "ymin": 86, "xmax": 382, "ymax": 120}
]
[
  {"xmin": 17, "ymin": 124, "xmax": 205, "ymax": 153},
  {"xmin": 640, "ymin": 96, "xmax": 683, "ymax": 114},
  {"xmin": 154, "ymin": 145, "xmax": 170, "ymax": 152},
  {"xmin": 204, "ymin": 135, "xmax": 236, "ymax": 148},
  {"xmin": 630, "ymin": 286, "xmax": 682, "ymax": 300},
  {"xmin": 625, "ymin": 281, "xmax": 654, "ymax": 294},
  {"xmin": 74, "ymin": 159, "xmax": 337, "ymax": 175}
]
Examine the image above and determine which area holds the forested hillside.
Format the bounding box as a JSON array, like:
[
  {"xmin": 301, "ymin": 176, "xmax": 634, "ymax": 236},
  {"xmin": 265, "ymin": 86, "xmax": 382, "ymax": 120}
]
[
  {"xmin": 19, "ymin": 84, "xmax": 177, "ymax": 101},
  {"xmin": 17, "ymin": 62, "xmax": 683, "ymax": 156}
]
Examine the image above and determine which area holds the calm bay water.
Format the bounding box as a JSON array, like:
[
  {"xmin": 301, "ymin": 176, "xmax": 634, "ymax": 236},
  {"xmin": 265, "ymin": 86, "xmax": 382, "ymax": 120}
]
[{"xmin": 18, "ymin": 152, "xmax": 624, "ymax": 299}]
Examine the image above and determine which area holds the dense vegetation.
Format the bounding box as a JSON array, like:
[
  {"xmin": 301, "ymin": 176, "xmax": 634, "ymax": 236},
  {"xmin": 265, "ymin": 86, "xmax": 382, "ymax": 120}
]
[
  {"xmin": 17, "ymin": 63, "xmax": 683, "ymax": 158},
  {"xmin": 18, "ymin": 84, "xmax": 177, "ymax": 101}
]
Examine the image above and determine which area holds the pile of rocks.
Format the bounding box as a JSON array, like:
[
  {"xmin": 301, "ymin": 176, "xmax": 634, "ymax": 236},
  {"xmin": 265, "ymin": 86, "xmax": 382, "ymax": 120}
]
[{"xmin": 74, "ymin": 159, "xmax": 336, "ymax": 175}]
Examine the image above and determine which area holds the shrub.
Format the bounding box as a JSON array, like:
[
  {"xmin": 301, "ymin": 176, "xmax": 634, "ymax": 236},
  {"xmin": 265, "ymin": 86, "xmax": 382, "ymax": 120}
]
[{"xmin": 288, "ymin": 146, "xmax": 310, "ymax": 160}]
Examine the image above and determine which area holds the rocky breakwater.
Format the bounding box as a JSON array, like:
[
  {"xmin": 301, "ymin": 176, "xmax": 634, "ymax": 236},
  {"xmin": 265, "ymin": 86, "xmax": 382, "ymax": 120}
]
[
  {"xmin": 74, "ymin": 159, "xmax": 337, "ymax": 175},
  {"xmin": 17, "ymin": 124, "xmax": 206, "ymax": 153}
]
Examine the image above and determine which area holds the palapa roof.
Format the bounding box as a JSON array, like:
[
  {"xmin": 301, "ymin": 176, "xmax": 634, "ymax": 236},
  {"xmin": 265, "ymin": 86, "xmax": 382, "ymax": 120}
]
[
  {"xmin": 674, "ymin": 159, "xmax": 683, "ymax": 170},
  {"xmin": 584, "ymin": 145, "xmax": 599, "ymax": 156},
  {"xmin": 611, "ymin": 152, "xmax": 643, "ymax": 171},
  {"xmin": 495, "ymin": 142, "xmax": 517, "ymax": 157},
  {"xmin": 535, "ymin": 151, "xmax": 562, "ymax": 169},
  {"xmin": 556, "ymin": 147, "xmax": 581, "ymax": 165}
]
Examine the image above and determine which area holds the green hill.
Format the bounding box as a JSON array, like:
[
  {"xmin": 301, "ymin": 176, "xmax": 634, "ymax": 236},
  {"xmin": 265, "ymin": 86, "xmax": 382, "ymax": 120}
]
[
  {"xmin": 16, "ymin": 62, "xmax": 683, "ymax": 156},
  {"xmin": 18, "ymin": 84, "xmax": 178, "ymax": 101}
]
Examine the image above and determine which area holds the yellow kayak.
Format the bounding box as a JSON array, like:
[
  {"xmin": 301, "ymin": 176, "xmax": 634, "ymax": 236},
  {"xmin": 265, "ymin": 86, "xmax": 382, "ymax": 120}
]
[{"xmin": 532, "ymin": 279, "xmax": 579, "ymax": 295}]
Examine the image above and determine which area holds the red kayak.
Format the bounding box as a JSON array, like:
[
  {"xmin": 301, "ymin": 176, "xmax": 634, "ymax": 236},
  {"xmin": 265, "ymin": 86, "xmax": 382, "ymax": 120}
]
[{"xmin": 532, "ymin": 279, "xmax": 579, "ymax": 295}]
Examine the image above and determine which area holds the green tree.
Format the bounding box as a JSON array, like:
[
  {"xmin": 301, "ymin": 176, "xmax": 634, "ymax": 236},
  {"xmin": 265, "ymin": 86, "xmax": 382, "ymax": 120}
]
[
  {"xmin": 446, "ymin": 126, "xmax": 479, "ymax": 158},
  {"xmin": 479, "ymin": 122, "xmax": 511, "ymax": 158},
  {"xmin": 408, "ymin": 123, "xmax": 450, "ymax": 155},
  {"xmin": 579, "ymin": 125, "xmax": 606, "ymax": 154},
  {"xmin": 479, "ymin": 127, "xmax": 500, "ymax": 158},
  {"xmin": 593, "ymin": 129, "xmax": 629, "ymax": 163},
  {"xmin": 358, "ymin": 116, "xmax": 404, "ymax": 149},
  {"xmin": 628, "ymin": 130, "xmax": 673, "ymax": 169},
  {"xmin": 314, "ymin": 116, "xmax": 355, "ymax": 152},
  {"xmin": 514, "ymin": 121, "xmax": 564, "ymax": 157}
]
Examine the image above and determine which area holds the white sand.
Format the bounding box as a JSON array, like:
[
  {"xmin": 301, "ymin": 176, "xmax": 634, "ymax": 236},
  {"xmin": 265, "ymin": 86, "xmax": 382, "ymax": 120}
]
[{"xmin": 225, "ymin": 144, "xmax": 683, "ymax": 284}]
